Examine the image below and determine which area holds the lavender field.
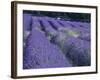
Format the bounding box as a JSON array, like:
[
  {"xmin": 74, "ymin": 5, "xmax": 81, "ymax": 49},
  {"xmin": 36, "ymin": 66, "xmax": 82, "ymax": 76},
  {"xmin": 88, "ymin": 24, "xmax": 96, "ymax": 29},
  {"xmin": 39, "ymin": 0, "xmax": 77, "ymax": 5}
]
[{"xmin": 23, "ymin": 11, "xmax": 91, "ymax": 69}]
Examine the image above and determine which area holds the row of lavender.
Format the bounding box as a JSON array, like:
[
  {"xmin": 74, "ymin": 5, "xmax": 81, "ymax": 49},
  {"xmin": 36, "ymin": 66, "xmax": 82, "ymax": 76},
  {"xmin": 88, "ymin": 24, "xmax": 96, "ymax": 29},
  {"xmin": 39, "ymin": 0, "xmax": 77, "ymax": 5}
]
[{"xmin": 23, "ymin": 13, "xmax": 91, "ymax": 69}]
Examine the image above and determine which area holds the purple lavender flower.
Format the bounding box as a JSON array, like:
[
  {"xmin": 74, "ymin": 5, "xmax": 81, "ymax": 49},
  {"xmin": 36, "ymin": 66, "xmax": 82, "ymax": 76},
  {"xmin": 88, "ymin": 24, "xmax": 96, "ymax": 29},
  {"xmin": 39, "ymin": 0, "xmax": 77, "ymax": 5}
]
[
  {"xmin": 23, "ymin": 13, "xmax": 32, "ymax": 47},
  {"xmin": 78, "ymin": 31, "xmax": 90, "ymax": 41},
  {"xmin": 48, "ymin": 19, "xmax": 64, "ymax": 30},
  {"xmin": 50, "ymin": 31, "xmax": 90, "ymax": 66},
  {"xmin": 64, "ymin": 37, "xmax": 91, "ymax": 66},
  {"xmin": 23, "ymin": 13, "xmax": 32, "ymax": 31},
  {"xmin": 23, "ymin": 13, "xmax": 91, "ymax": 68},
  {"xmin": 39, "ymin": 19, "xmax": 58, "ymax": 40},
  {"xmin": 23, "ymin": 28, "xmax": 72, "ymax": 69}
]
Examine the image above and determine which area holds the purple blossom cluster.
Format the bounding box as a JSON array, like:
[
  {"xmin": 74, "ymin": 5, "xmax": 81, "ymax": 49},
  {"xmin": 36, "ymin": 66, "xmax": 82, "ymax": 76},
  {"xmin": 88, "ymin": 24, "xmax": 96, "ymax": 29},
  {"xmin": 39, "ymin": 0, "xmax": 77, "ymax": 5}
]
[{"xmin": 23, "ymin": 13, "xmax": 91, "ymax": 69}]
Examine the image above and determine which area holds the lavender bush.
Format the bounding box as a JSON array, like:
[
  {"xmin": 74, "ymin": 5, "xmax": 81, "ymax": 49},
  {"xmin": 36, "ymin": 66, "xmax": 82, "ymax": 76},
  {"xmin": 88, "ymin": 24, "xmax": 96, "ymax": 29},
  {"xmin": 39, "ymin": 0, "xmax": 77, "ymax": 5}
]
[{"xmin": 23, "ymin": 28, "xmax": 72, "ymax": 69}]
